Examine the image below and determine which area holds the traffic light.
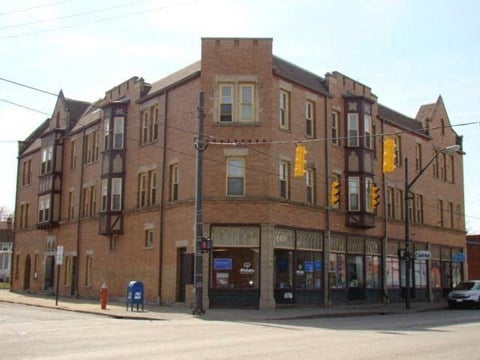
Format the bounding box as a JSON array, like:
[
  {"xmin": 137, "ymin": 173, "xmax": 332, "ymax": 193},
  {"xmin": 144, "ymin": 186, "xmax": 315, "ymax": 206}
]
[
  {"xmin": 383, "ymin": 137, "xmax": 396, "ymax": 173},
  {"xmin": 294, "ymin": 144, "xmax": 307, "ymax": 177},
  {"xmin": 370, "ymin": 184, "xmax": 380, "ymax": 209},
  {"xmin": 329, "ymin": 180, "xmax": 340, "ymax": 206}
]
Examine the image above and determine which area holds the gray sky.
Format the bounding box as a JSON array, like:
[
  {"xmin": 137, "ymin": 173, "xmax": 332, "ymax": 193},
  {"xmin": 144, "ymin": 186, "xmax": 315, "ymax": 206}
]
[{"xmin": 1, "ymin": 0, "xmax": 479, "ymax": 233}]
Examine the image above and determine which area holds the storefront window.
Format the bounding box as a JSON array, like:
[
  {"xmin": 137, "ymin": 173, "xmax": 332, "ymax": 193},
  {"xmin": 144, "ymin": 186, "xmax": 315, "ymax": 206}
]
[
  {"xmin": 366, "ymin": 255, "xmax": 380, "ymax": 288},
  {"xmin": 212, "ymin": 248, "xmax": 259, "ymax": 289},
  {"xmin": 295, "ymin": 251, "xmax": 322, "ymax": 289},
  {"xmin": 347, "ymin": 255, "xmax": 364, "ymax": 287},
  {"xmin": 430, "ymin": 261, "xmax": 441, "ymax": 288},
  {"xmin": 414, "ymin": 260, "xmax": 427, "ymax": 288},
  {"xmin": 329, "ymin": 253, "xmax": 346, "ymax": 288},
  {"xmin": 386, "ymin": 257, "xmax": 400, "ymax": 287},
  {"xmin": 441, "ymin": 261, "xmax": 451, "ymax": 289},
  {"xmin": 452, "ymin": 262, "xmax": 463, "ymax": 287},
  {"xmin": 275, "ymin": 250, "xmax": 293, "ymax": 289}
]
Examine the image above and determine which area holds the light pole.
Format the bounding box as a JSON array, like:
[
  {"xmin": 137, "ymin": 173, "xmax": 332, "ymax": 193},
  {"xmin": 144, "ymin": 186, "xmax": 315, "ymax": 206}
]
[{"xmin": 403, "ymin": 144, "xmax": 460, "ymax": 309}]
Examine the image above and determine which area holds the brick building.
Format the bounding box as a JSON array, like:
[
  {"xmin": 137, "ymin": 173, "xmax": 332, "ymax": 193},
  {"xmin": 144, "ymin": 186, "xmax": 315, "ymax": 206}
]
[
  {"xmin": 467, "ymin": 235, "xmax": 480, "ymax": 279},
  {"xmin": 12, "ymin": 38, "xmax": 466, "ymax": 310}
]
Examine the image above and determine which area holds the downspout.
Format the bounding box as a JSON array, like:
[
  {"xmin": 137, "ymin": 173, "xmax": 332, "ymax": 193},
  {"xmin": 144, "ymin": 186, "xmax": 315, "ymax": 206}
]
[
  {"xmin": 157, "ymin": 90, "xmax": 168, "ymax": 304},
  {"xmin": 74, "ymin": 129, "xmax": 86, "ymax": 298},
  {"xmin": 11, "ymin": 145, "xmax": 23, "ymax": 291}
]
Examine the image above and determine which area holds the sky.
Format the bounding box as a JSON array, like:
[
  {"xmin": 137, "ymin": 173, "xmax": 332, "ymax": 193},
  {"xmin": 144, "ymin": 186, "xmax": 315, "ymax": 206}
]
[{"xmin": 0, "ymin": 0, "xmax": 479, "ymax": 233}]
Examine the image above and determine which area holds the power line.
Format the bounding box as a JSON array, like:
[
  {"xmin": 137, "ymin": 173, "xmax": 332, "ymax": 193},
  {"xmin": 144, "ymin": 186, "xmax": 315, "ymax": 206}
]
[
  {"xmin": 0, "ymin": 0, "xmax": 73, "ymax": 16},
  {"xmin": 0, "ymin": 98, "xmax": 50, "ymax": 116},
  {"xmin": 0, "ymin": 0, "xmax": 195, "ymax": 39},
  {"xmin": 0, "ymin": 0, "xmax": 154, "ymax": 30}
]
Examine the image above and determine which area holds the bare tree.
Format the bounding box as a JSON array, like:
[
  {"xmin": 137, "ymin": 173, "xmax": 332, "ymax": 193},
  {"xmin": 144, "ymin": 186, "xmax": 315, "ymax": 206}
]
[{"xmin": 0, "ymin": 206, "xmax": 13, "ymax": 222}]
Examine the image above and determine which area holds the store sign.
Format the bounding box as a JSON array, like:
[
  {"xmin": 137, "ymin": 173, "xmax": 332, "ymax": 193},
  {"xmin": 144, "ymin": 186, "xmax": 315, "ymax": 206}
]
[
  {"xmin": 452, "ymin": 252, "xmax": 465, "ymax": 262},
  {"xmin": 239, "ymin": 262, "xmax": 255, "ymax": 274},
  {"xmin": 214, "ymin": 258, "xmax": 232, "ymax": 270},
  {"xmin": 415, "ymin": 250, "xmax": 431, "ymax": 260}
]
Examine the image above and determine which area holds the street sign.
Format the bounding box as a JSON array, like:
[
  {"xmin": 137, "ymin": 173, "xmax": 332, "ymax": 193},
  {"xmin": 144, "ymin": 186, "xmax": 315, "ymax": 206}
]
[
  {"xmin": 56, "ymin": 246, "xmax": 64, "ymax": 265},
  {"xmin": 415, "ymin": 250, "xmax": 431, "ymax": 260}
]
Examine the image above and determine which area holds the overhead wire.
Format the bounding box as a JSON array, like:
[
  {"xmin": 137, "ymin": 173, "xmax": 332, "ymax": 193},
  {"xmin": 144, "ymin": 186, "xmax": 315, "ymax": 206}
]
[
  {"xmin": 0, "ymin": 76, "xmax": 475, "ymax": 225},
  {"xmin": 0, "ymin": 0, "xmax": 73, "ymax": 16}
]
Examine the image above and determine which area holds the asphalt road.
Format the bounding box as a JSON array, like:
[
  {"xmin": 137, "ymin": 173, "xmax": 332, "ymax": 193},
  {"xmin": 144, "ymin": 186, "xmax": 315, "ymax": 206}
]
[{"xmin": 1, "ymin": 302, "xmax": 480, "ymax": 359}]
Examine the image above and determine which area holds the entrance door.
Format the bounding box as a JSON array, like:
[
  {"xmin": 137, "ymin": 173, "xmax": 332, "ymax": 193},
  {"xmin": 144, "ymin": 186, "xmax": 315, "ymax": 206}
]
[
  {"xmin": 274, "ymin": 249, "xmax": 294, "ymax": 304},
  {"xmin": 176, "ymin": 247, "xmax": 192, "ymax": 303},
  {"xmin": 23, "ymin": 255, "xmax": 31, "ymax": 290},
  {"xmin": 44, "ymin": 256, "xmax": 55, "ymax": 290}
]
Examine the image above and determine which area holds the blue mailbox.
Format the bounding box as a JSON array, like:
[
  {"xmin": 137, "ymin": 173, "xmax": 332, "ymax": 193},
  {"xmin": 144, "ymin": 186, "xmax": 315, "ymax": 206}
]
[{"xmin": 127, "ymin": 281, "xmax": 144, "ymax": 311}]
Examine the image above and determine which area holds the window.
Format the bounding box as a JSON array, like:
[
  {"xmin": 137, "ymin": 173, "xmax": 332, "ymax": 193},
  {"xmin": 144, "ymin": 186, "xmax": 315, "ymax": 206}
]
[
  {"xmin": 84, "ymin": 131, "xmax": 99, "ymax": 164},
  {"xmin": 348, "ymin": 176, "xmax": 360, "ymax": 211},
  {"xmin": 306, "ymin": 101, "xmax": 314, "ymax": 137},
  {"xmin": 366, "ymin": 256, "xmax": 380, "ymax": 288},
  {"xmin": 138, "ymin": 173, "xmax": 147, "ymax": 207},
  {"xmin": 331, "ymin": 111, "xmax": 340, "ymax": 145},
  {"xmin": 394, "ymin": 136, "xmax": 402, "ymax": 167},
  {"xmin": 101, "ymin": 179, "xmax": 108, "ymax": 211},
  {"xmin": 103, "ymin": 120, "xmax": 110, "ymax": 151},
  {"xmin": 438, "ymin": 200, "xmax": 444, "ymax": 227},
  {"xmin": 329, "ymin": 253, "xmax": 346, "ymax": 288},
  {"xmin": 279, "ymin": 160, "xmax": 289, "ymax": 199},
  {"xmin": 19, "ymin": 203, "xmax": 29, "ymax": 229},
  {"xmin": 295, "ymin": 250, "xmax": 322, "ymax": 289},
  {"xmin": 137, "ymin": 170, "xmax": 157, "ymax": 207},
  {"xmin": 113, "ymin": 117, "xmax": 124, "ymax": 149},
  {"xmin": 386, "ymin": 187, "xmax": 394, "ymax": 218},
  {"xmin": 70, "ymin": 140, "xmax": 77, "ymax": 170},
  {"xmin": 144, "ymin": 228, "xmax": 154, "ymax": 248},
  {"xmin": 414, "ymin": 260, "xmax": 427, "ymax": 288},
  {"xmin": 394, "ymin": 189, "xmax": 403, "ymax": 220},
  {"xmin": 140, "ymin": 106, "xmax": 159, "ymax": 145},
  {"xmin": 22, "ymin": 159, "xmax": 32, "ymax": 185},
  {"xmin": 85, "ymin": 255, "xmax": 92, "ymax": 287},
  {"xmin": 81, "ymin": 186, "xmax": 97, "ymax": 217},
  {"xmin": 433, "ymin": 151, "xmax": 439, "ymax": 178},
  {"xmin": 67, "ymin": 190, "xmax": 75, "ymax": 220},
  {"xmin": 220, "ymin": 85, "xmax": 233, "ymax": 122},
  {"xmin": 170, "ymin": 164, "xmax": 179, "ymax": 201},
  {"xmin": 227, "ymin": 158, "xmax": 245, "ymax": 196},
  {"xmin": 415, "ymin": 143, "xmax": 422, "ymax": 172},
  {"xmin": 240, "ymin": 85, "xmax": 254, "ymax": 122},
  {"xmin": 431, "ymin": 261, "xmax": 441, "ymax": 288},
  {"xmin": 449, "ymin": 202, "xmax": 454, "ymax": 229},
  {"xmin": 91, "ymin": 186, "xmax": 97, "ymax": 216},
  {"xmin": 149, "ymin": 171, "xmax": 157, "ymax": 205},
  {"xmin": 347, "ymin": 255, "xmax": 364, "ymax": 288},
  {"xmin": 279, "ymin": 89, "xmax": 290, "ymax": 130},
  {"xmin": 38, "ymin": 195, "xmax": 50, "ymax": 223},
  {"xmin": 111, "ymin": 178, "xmax": 122, "ymax": 211},
  {"xmin": 41, "ymin": 146, "xmax": 53, "ymax": 174},
  {"xmin": 386, "ymin": 257, "xmax": 400, "ymax": 287},
  {"xmin": 414, "ymin": 194, "xmax": 424, "ymax": 223},
  {"xmin": 364, "ymin": 114, "xmax": 372, "ymax": 149},
  {"xmin": 455, "ymin": 204, "xmax": 462, "ymax": 229},
  {"xmin": 306, "ymin": 168, "xmax": 314, "ymax": 204},
  {"xmin": 439, "ymin": 153, "xmax": 446, "ymax": 181},
  {"xmin": 347, "ymin": 113, "xmax": 359, "ymax": 147}
]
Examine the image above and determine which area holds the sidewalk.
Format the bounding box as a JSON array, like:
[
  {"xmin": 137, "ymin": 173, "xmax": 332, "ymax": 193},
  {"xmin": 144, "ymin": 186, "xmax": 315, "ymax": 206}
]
[{"xmin": 0, "ymin": 289, "xmax": 446, "ymax": 322}]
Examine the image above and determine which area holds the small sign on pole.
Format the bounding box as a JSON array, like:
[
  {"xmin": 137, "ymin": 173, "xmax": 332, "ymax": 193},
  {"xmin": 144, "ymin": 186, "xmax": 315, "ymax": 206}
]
[{"xmin": 55, "ymin": 246, "xmax": 64, "ymax": 306}]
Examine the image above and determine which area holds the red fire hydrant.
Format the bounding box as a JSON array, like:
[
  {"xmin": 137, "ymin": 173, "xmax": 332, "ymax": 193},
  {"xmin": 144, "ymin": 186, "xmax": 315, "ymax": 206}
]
[{"xmin": 100, "ymin": 283, "xmax": 108, "ymax": 310}]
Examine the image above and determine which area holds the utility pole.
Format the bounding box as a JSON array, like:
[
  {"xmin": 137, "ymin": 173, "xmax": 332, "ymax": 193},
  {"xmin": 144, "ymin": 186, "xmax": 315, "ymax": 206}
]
[{"xmin": 193, "ymin": 92, "xmax": 206, "ymax": 315}]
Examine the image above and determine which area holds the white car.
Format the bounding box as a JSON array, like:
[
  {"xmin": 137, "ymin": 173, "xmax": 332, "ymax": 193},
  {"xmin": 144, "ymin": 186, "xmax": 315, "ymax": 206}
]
[{"xmin": 447, "ymin": 280, "xmax": 480, "ymax": 309}]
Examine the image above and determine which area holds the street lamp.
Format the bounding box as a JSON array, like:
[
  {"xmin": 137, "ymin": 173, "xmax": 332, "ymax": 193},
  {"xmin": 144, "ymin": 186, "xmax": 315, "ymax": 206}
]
[{"xmin": 404, "ymin": 144, "xmax": 460, "ymax": 309}]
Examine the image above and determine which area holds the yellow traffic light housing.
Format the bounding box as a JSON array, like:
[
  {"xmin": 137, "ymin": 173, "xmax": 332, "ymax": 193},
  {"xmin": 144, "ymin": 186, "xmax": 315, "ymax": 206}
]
[
  {"xmin": 330, "ymin": 180, "xmax": 340, "ymax": 206},
  {"xmin": 383, "ymin": 137, "xmax": 396, "ymax": 173},
  {"xmin": 370, "ymin": 184, "xmax": 380, "ymax": 209},
  {"xmin": 294, "ymin": 144, "xmax": 307, "ymax": 177}
]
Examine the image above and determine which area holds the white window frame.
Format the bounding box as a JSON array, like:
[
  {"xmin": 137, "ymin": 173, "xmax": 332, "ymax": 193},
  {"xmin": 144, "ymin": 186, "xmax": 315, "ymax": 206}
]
[
  {"xmin": 365, "ymin": 177, "xmax": 374, "ymax": 213},
  {"xmin": 306, "ymin": 168, "xmax": 314, "ymax": 204},
  {"xmin": 364, "ymin": 114, "xmax": 372, "ymax": 149},
  {"xmin": 170, "ymin": 164, "xmax": 179, "ymax": 201},
  {"xmin": 38, "ymin": 195, "xmax": 51, "ymax": 223},
  {"xmin": 101, "ymin": 179, "xmax": 108, "ymax": 211},
  {"xmin": 111, "ymin": 178, "xmax": 122, "ymax": 211},
  {"xmin": 226, "ymin": 157, "xmax": 245, "ymax": 197},
  {"xmin": 279, "ymin": 160, "xmax": 289, "ymax": 199},
  {"xmin": 219, "ymin": 84, "xmax": 233, "ymax": 122},
  {"xmin": 347, "ymin": 113, "xmax": 359, "ymax": 147},
  {"xmin": 306, "ymin": 101, "xmax": 314, "ymax": 137},
  {"xmin": 348, "ymin": 176, "xmax": 360, "ymax": 211},
  {"xmin": 279, "ymin": 90, "xmax": 290, "ymax": 130},
  {"xmin": 113, "ymin": 117, "xmax": 124, "ymax": 150},
  {"xmin": 239, "ymin": 84, "xmax": 254, "ymax": 122},
  {"xmin": 331, "ymin": 111, "xmax": 339, "ymax": 145}
]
